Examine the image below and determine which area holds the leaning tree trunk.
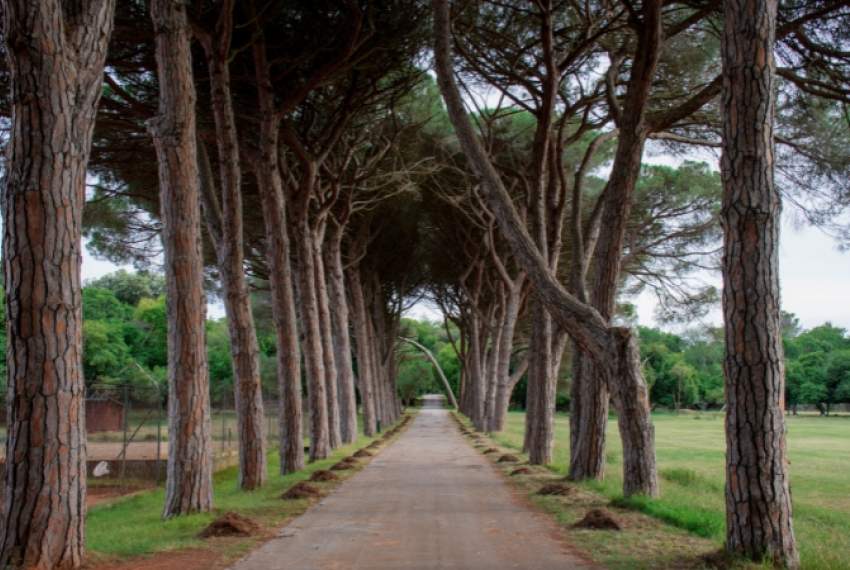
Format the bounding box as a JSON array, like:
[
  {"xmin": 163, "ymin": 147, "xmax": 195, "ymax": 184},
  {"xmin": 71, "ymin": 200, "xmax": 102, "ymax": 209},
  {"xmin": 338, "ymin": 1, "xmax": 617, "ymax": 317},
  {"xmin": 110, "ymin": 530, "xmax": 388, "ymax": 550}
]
[
  {"xmin": 432, "ymin": 0, "xmax": 656, "ymax": 496},
  {"xmin": 0, "ymin": 2, "xmax": 115, "ymax": 567},
  {"xmin": 326, "ymin": 229, "xmax": 359, "ymax": 443},
  {"xmin": 313, "ymin": 229, "xmax": 342, "ymax": 449},
  {"xmin": 568, "ymin": 349, "xmax": 609, "ymax": 482},
  {"xmin": 720, "ymin": 0, "xmax": 798, "ymax": 566},
  {"xmin": 252, "ymin": 35, "xmax": 304, "ymax": 475},
  {"xmin": 200, "ymin": 10, "xmax": 266, "ymax": 490},
  {"xmin": 149, "ymin": 0, "xmax": 214, "ymax": 518}
]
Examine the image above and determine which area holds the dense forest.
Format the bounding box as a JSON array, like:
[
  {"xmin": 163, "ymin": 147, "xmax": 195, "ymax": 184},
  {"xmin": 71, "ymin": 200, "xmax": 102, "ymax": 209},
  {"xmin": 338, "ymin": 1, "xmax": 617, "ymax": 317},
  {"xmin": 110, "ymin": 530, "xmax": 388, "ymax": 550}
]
[{"xmin": 5, "ymin": 270, "xmax": 843, "ymax": 420}]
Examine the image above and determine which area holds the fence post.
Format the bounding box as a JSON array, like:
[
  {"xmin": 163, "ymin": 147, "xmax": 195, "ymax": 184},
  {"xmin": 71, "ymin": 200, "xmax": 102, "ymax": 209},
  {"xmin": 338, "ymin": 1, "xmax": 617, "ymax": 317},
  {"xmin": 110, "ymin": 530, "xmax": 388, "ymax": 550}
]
[
  {"xmin": 120, "ymin": 384, "xmax": 130, "ymax": 484},
  {"xmin": 155, "ymin": 391, "xmax": 163, "ymax": 485}
]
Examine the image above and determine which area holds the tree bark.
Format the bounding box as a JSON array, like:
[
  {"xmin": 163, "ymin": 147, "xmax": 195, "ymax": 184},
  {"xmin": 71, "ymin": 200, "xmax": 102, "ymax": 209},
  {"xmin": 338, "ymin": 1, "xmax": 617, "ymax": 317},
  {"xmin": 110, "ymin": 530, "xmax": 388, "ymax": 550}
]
[
  {"xmin": 313, "ymin": 228, "xmax": 342, "ymax": 449},
  {"xmin": 721, "ymin": 0, "xmax": 798, "ymax": 565},
  {"xmin": 0, "ymin": 1, "xmax": 115, "ymax": 566},
  {"xmin": 467, "ymin": 312, "xmax": 486, "ymax": 430},
  {"xmin": 568, "ymin": 349, "xmax": 608, "ymax": 481},
  {"xmin": 432, "ymin": 0, "xmax": 657, "ymax": 496},
  {"xmin": 491, "ymin": 280, "xmax": 523, "ymax": 432},
  {"xmin": 525, "ymin": 301, "xmax": 555, "ymax": 464},
  {"xmin": 198, "ymin": 3, "xmax": 266, "ymax": 490},
  {"xmin": 326, "ymin": 227, "xmax": 358, "ymax": 444},
  {"xmin": 148, "ymin": 0, "xmax": 214, "ymax": 518},
  {"xmin": 610, "ymin": 328, "xmax": 657, "ymax": 497},
  {"xmin": 348, "ymin": 266, "xmax": 377, "ymax": 436},
  {"xmin": 251, "ymin": 35, "xmax": 304, "ymax": 475}
]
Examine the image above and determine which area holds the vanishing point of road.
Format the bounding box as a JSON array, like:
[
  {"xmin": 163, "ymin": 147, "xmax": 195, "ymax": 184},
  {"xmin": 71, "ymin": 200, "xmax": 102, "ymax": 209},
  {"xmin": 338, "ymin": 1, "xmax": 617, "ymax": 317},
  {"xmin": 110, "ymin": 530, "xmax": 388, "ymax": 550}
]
[{"xmin": 230, "ymin": 398, "xmax": 594, "ymax": 569}]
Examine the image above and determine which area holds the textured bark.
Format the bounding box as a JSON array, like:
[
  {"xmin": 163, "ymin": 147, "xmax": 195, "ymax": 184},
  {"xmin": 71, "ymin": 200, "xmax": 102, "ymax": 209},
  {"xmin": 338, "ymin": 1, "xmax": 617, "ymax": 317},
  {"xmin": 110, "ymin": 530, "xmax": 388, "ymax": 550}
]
[
  {"xmin": 348, "ymin": 267, "xmax": 377, "ymax": 436},
  {"xmin": 491, "ymin": 280, "xmax": 523, "ymax": 432},
  {"xmin": 289, "ymin": 176, "xmax": 330, "ymax": 459},
  {"xmin": 525, "ymin": 301, "xmax": 555, "ymax": 464},
  {"xmin": 721, "ymin": 0, "xmax": 798, "ymax": 565},
  {"xmin": 326, "ymin": 228, "xmax": 358, "ymax": 443},
  {"xmin": 579, "ymin": 0, "xmax": 661, "ymax": 496},
  {"xmin": 467, "ymin": 314, "xmax": 486, "ymax": 430},
  {"xmin": 313, "ymin": 230, "xmax": 342, "ymax": 449},
  {"xmin": 610, "ymin": 329, "xmax": 657, "ymax": 497},
  {"xmin": 251, "ymin": 36, "xmax": 304, "ymax": 475},
  {"xmin": 482, "ymin": 301, "xmax": 503, "ymax": 432},
  {"xmin": 568, "ymin": 349, "xmax": 608, "ymax": 481},
  {"xmin": 198, "ymin": 3, "xmax": 266, "ymax": 490},
  {"xmin": 149, "ymin": 0, "xmax": 214, "ymax": 517},
  {"xmin": 0, "ymin": 1, "xmax": 115, "ymax": 566}
]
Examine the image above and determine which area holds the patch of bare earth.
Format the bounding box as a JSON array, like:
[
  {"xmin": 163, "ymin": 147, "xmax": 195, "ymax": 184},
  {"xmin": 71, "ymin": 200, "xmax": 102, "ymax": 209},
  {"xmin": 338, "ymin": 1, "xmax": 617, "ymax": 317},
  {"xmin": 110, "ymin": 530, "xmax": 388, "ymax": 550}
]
[{"xmin": 86, "ymin": 548, "xmax": 224, "ymax": 570}]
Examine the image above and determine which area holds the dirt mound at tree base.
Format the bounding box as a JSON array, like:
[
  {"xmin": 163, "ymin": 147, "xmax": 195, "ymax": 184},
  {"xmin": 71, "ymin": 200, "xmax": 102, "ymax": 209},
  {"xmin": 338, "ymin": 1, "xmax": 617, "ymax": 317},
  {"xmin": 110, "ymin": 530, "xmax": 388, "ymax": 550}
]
[
  {"xmin": 331, "ymin": 460, "xmax": 355, "ymax": 471},
  {"xmin": 573, "ymin": 509, "xmax": 622, "ymax": 531},
  {"xmin": 198, "ymin": 512, "xmax": 259, "ymax": 538},
  {"xmin": 281, "ymin": 482, "xmax": 323, "ymax": 500},
  {"xmin": 309, "ymin": 470, "xmax": 339, "ymax": 482},
  {"xmin": 537, "ymin": 483, "xmax": 574, "ymax": 496},
  {"xmin": 497, "ymin": 454, "xmax": 519, "ymax": 463},
  {"xmin": 353, "ymin": 449, "xmax": 373, "ymax": 458},
  {"xmin": 510, "ymin": 467, "xmax": 532, "ymax": 476}
]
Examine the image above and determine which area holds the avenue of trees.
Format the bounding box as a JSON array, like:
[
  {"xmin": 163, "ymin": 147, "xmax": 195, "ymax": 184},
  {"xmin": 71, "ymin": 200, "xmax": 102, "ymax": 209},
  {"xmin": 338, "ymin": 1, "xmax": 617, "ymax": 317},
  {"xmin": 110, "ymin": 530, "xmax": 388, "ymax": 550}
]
[{"xmin": 0, "ymin": 0, "xmax": 848, "ymax": 568}]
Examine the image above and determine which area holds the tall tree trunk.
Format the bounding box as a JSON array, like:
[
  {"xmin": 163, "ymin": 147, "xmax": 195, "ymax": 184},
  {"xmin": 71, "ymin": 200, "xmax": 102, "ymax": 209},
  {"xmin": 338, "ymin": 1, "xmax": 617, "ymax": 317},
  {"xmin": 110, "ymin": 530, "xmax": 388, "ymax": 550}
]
[
  {"xmin": 610, "ymin": 328, "xmax": 657, "ymax": 497},
  {"xmin": 525, "ymin": 302, "xmax": 556, "ymax": 464},
  {"xmin": 198, "ymin": 143, "xmax": 266, "ymax": 490},
  {"xmin": 149, "ymin": 0, "xmax": 214, "ymax": 518},
  {"xmin": 568, "ymin": 349, "xmax": 608, "ymax": 481},
  {"xmin": 199, "ymin": 5, "xmax": 266, "ymax": 490},
  {"xmin": 492, "ymin": 279, "xmax": 523, "ymax": 432},
  {"xmin": 251, "ymin": 36, "xmax": 304, "ymax": 475},
  {"xmin": 313, "ymin": 229, "xmax": 342, "ymax": 449},
  {"xmin": 0, "ymin": 2, "xmax": 115, "ymax": 566},
  {"xmin": 327, "ymin": 229, "xmax": 358, "ymax": 443},
  {"xmin": 293, "ymin": 212, "xmax": 330, "ymax": 460},
  {"xmin": 467, "ymin": 314, "xmax": 486, "ymax": 430},
  {"xmin": 721, "ymin": 0, "xmax": 798, "ymax": 565},
  {"xmin": 348, "ymin": 267, "xmax": 377, "ymax": 436}
]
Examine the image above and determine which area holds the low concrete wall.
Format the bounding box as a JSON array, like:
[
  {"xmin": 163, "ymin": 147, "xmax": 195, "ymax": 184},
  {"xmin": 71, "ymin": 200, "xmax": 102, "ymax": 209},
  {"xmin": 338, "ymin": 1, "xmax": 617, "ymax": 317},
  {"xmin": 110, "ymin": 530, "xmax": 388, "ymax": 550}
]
[{"xmin": 0, "ymin": 450, "xmax": 239, "ymax": 482}]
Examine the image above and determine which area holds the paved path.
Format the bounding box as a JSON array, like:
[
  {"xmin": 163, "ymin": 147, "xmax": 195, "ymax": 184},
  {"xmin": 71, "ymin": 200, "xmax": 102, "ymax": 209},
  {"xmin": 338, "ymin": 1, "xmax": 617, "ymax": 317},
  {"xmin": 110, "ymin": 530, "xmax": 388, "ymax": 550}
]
[{"xmin": 231, "ymin": 405, "xmax": 593, "ymax": 570}]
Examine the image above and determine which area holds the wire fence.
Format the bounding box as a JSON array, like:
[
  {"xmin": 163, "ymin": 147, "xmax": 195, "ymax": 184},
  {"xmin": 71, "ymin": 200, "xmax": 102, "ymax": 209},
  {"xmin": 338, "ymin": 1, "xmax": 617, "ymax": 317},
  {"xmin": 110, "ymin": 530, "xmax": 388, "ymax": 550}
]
[{"xmin": 0, "ymin": 384, "xmax": 284, "ymax": 486}]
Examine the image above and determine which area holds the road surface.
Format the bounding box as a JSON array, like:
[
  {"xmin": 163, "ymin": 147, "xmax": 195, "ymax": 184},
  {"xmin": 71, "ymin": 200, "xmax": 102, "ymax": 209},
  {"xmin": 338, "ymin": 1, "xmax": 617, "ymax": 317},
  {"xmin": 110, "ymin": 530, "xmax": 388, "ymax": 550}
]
[{"xmin": 231, "ymin": 401, "xmax": 593, "ymax": 569}]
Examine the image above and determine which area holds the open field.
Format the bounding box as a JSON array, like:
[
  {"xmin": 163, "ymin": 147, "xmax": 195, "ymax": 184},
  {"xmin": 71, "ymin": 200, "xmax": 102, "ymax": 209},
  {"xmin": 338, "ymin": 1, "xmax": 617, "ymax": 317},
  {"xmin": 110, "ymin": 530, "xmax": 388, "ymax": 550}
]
[{"xmin": 492, "ymin": 411, "xmax": 850, "ymax": 570}]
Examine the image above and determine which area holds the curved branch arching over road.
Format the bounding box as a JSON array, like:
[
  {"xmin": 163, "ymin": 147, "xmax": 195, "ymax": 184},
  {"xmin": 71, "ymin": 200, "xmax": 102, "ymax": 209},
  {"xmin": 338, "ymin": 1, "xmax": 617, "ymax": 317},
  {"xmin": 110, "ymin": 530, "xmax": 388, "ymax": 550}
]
[{"xmin": 398, "ymin": 337, "xmax": 459, "ymax": 410}]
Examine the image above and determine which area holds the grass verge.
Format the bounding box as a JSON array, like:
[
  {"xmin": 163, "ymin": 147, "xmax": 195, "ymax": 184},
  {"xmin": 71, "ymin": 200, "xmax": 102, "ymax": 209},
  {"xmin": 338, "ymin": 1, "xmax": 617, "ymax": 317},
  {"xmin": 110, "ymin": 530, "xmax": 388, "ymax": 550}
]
[
  {"xmin": 86, "ymin": 411, "xmax": 416, "ymax": 567},
  {"xmin": 488, "ymin": 410, "xmax": 850, "ymax": 570},
  {"xmin": 451, "ymin": 412, "xmax": 757, "ymax": 570}
]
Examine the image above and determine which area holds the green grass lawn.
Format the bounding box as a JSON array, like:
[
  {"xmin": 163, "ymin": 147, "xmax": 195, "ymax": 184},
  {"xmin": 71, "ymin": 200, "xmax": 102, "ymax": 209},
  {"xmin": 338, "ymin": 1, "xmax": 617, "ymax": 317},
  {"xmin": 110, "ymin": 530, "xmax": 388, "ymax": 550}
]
[
  {"xmin": 86, "ymin": 416, "xmax": 407, "ymax": 561},
  {"xmin": 491, "ymin": 411, "xmax": 850, "ymax": 570}
]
